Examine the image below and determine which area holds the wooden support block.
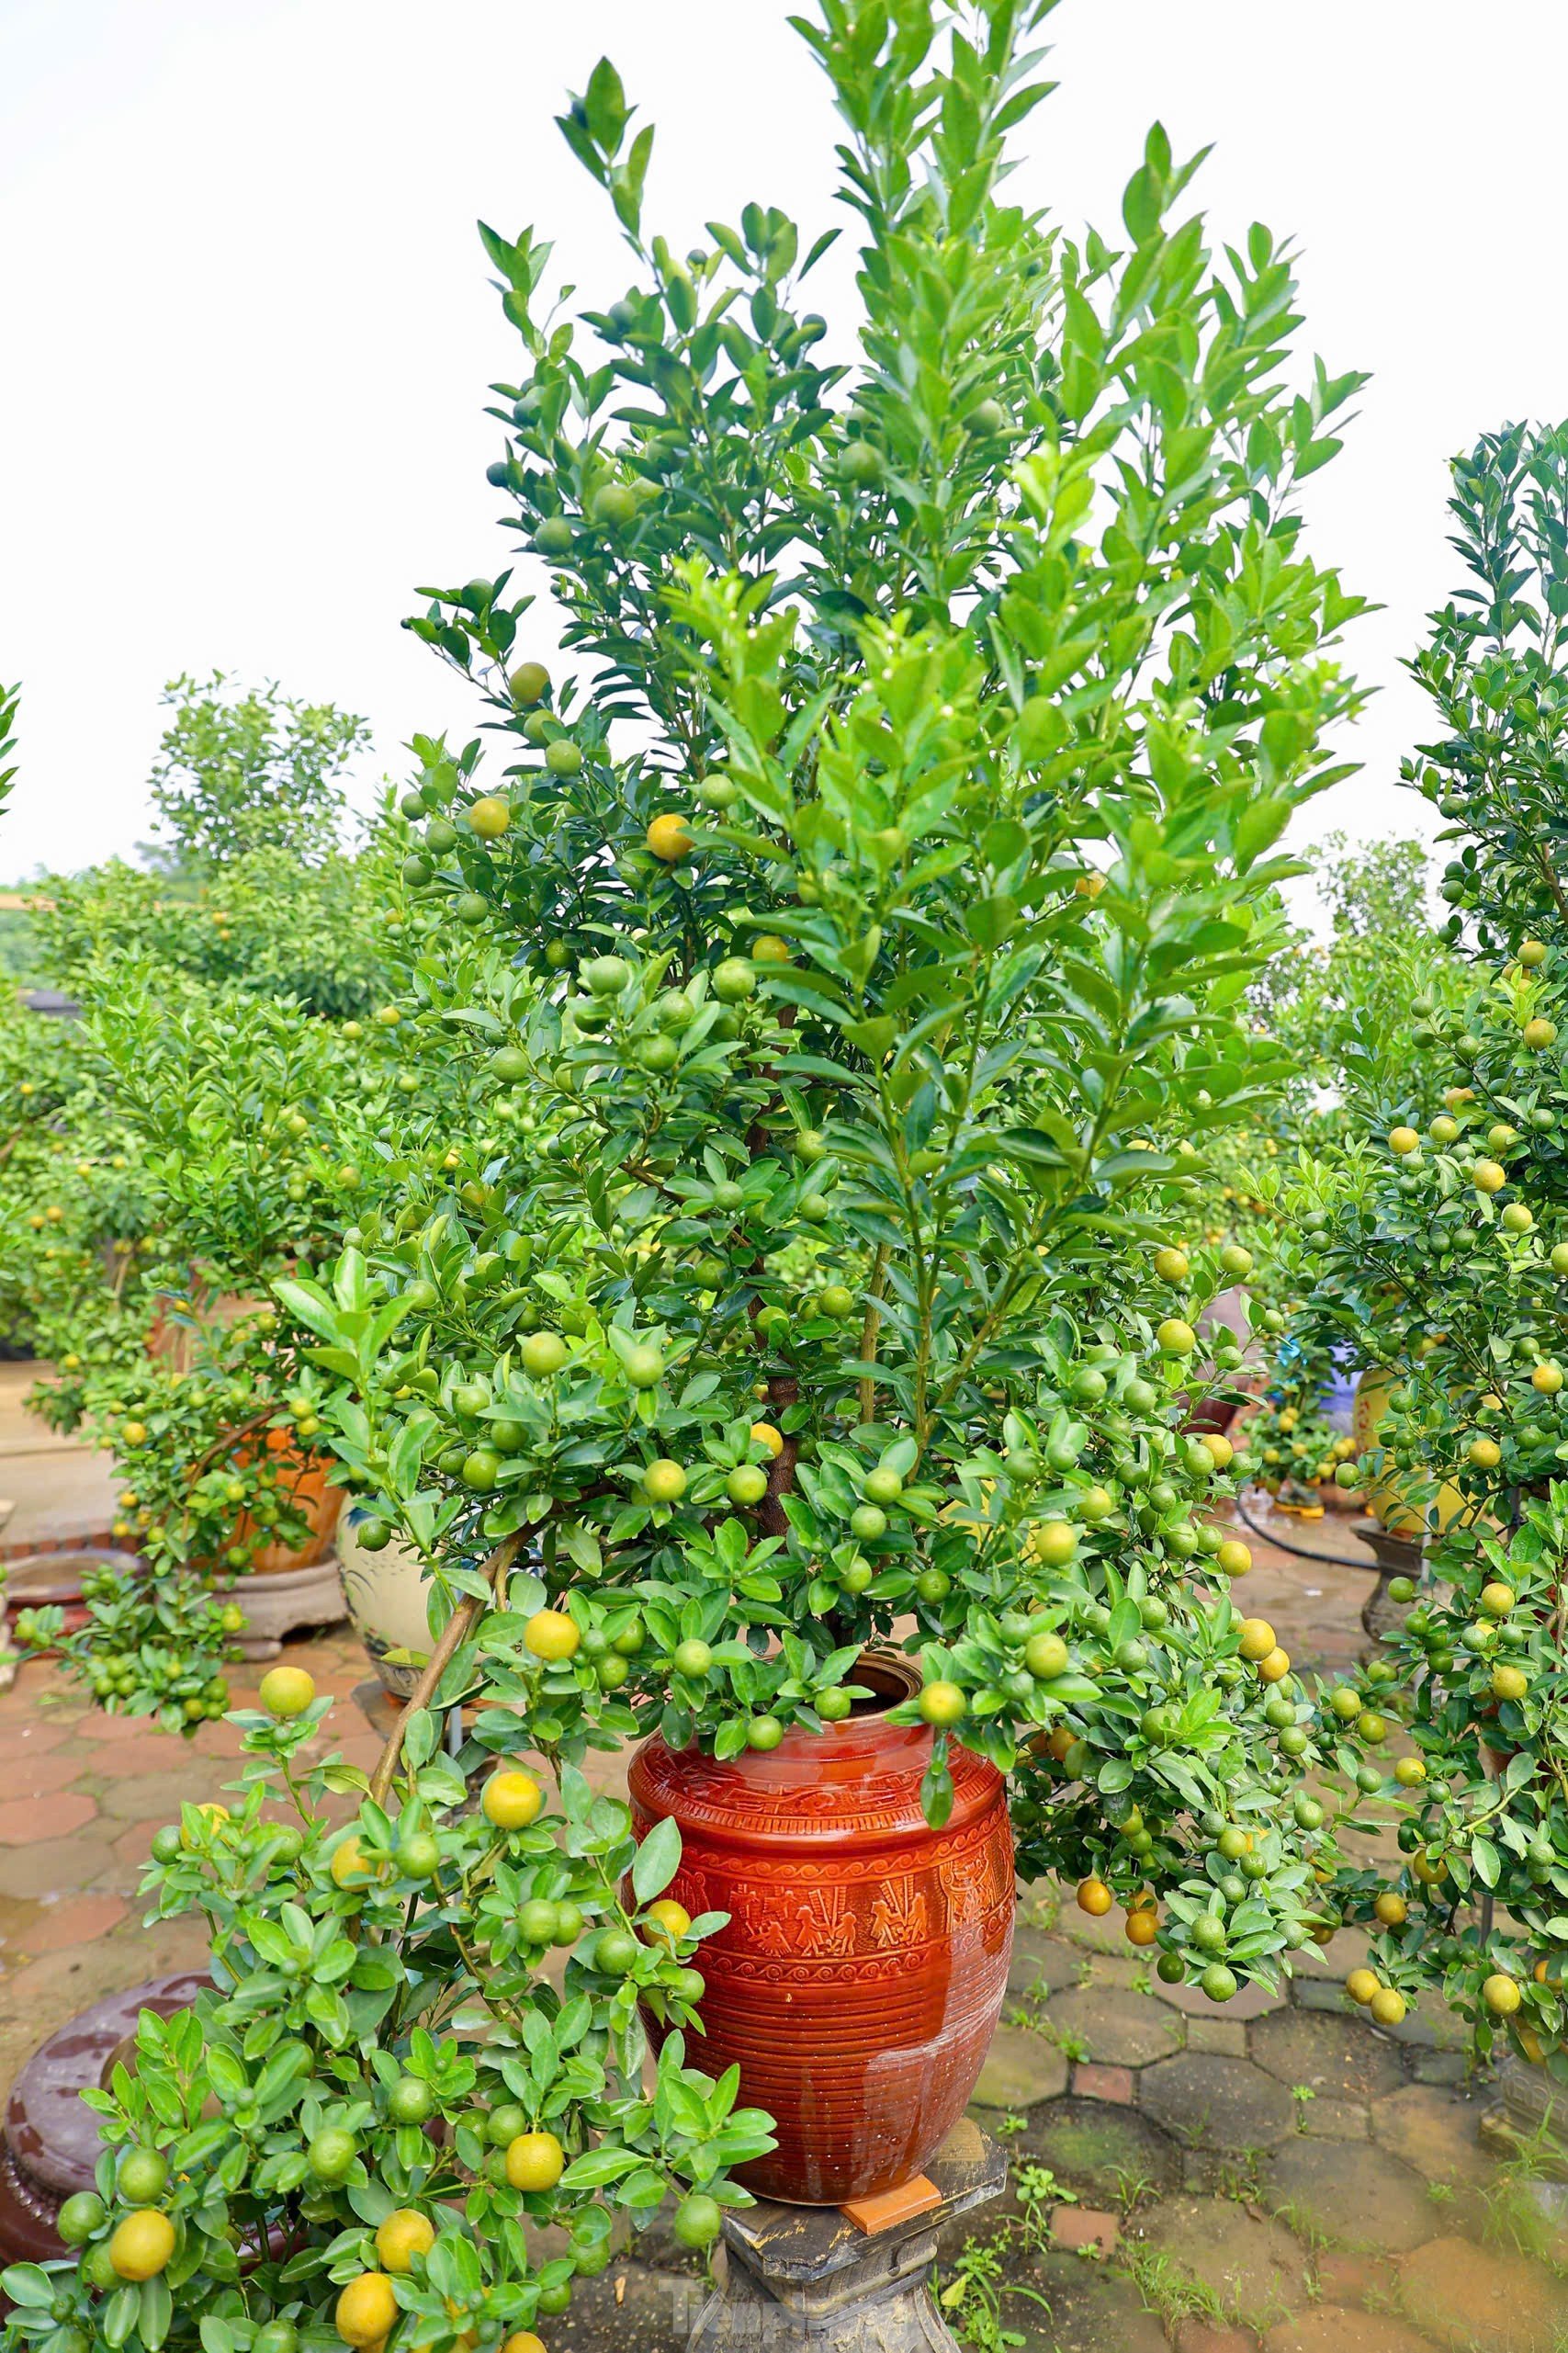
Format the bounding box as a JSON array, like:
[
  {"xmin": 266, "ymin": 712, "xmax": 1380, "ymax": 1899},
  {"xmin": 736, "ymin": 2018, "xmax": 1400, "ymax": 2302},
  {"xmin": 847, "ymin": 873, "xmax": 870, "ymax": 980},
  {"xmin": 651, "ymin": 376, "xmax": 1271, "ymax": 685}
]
[{"xmin": 840, "ymin": 2174, "xmax": 942, "ymax": 2235}]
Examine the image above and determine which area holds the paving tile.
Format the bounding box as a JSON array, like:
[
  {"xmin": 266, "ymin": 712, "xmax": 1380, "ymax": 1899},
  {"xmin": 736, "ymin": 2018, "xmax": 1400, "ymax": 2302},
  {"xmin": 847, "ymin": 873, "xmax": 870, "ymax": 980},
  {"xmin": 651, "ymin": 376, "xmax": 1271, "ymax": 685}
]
[
  {"xmin": 1262, "ymin": 2138, "xmax": 1439, "ymax": 2255},
  {"xmin": 1397, "ymin": 2233, "xmax": 1568, "ymax": 2353},
  {"xmin": 1189, "ymin": 2018, "xmax": 1249, "ymax": 2056},
  {"xmin": 73, "ymin": 1735, "xmax": 193, "ymax": 1776},
  {"xmin": 0, "ymin": 1915, "xmax": 209, "ymax": 2009},
  {"xmin": 0, "ymin": 1834, "xmax": 118, "ymax": 1898},
  {"xmin": 96, "ymin": 1770, "xmax": 216, "ymax": 1821},
  {"xmin": 1181, "ymin": 2150, "xmax": 1235, "ymax": 2194},
  {"xmin": 1251, "ymin": 2008, "xmax": 1407, "ymax": 2101},
  {"xmin": 1050, "ymin": 2205, "xmax": 1120, "ymax": 2254},
  {"xmin": 1314, "ymin": 2253, "xmax": 1400, "ymax": 2309},
  {"xmin": 1370, "ymin": 2085, "xmax": 1494, "ymax": 2189},
  {"xmin": 0, "ymin": 1790, "xmax": 97, "ymax": 1844},
  {"xmin": 1011, "ymin": 2248, "xmax": 1168, "ymax": 2353},
  {"xmin": 1082, "ymin": 1953, "xmax": 1158, "ymax": 1993},
  {"xmin": 2, "ymin": 1748, "xmax": 87, "ymax": 1799},
  {"xmin": 1140, "ymin": 2052, "xmax": 1298, "ymax": 2150},
  {"xmin": 313, "ymin": 1706, "xmax": 374, "ymax": 1748},
  {"xmin": 1073, "ymin": 2062, "xmax": 1134, "ymax": 2106},
  {"xmin": 1009, "ymin": 1927, "xmax": 1084, "ymax": 2003},
  {"xmin": 0, "ymin": 1890, "xmax": 46, "ymax": 1953},
  {"xmin": 0, "ymin": 1918, "xmax": 211, "ymax": 2092},
  {"xmin": 65, "ymin": 1709, "xmax": 175, "ymax": 1744},
  {"xmin": 1043, "ymin": 1985, "xmax": 1184, "ymax": 2069},
  {"xmin": 1410, "ymin": 2051, "xmax": 1469, "ymax": 2089},
  {"xmin": 998, "ymin": 2095, "xmax": 1182, "ymax": 2205},
  {"xmin": 1134, "ymin": 2194, "xmax": 1308, "ymax": 2322},
  {"xmin": 1266, "ymin": 2308, "xmax": 1436, "ymax": 2353},
  {"xmin": 0, "ymin": 1719, "xmax": 71, "ymax": 1762},
  {"xmin": 4, "ymin": 1890, "xmax": 126, "ymax": 1954},
  {"xmin": 192, "ymin": 1718, "xmax": 252, "ymax": 1758},
  {"xmin": 973, "ymin": 2023, "xmax": 1068, "ymax": 2109},
  {"xmin": 331, "ymin": 1732, "xmax": 385, "ymax": 1773},
  {"xmin": 1300, "ymin": 2098, "xmax": 1371, "ymax": 2141},
  {"xmin": 1173, "ymin": 2326, "xmax": 1257, "ymax": 2353},
  {"xmin": 1295, "ymin": 1978, "xmax": 1360, "ymax": 2015}
]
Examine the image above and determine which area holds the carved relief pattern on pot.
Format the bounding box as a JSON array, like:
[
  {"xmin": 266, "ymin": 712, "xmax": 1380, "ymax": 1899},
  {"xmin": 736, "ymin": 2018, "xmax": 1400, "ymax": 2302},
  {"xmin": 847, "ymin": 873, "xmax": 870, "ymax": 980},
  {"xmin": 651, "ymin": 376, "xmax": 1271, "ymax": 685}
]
[
  {"xmin": 660, "ymin": 1808, "xmax": 1012, "ymax": 1977},
  {"xmin": 940, "ymin": 1819, "xmax": 1016, "ymax": 1926},
  {"xmin": 728, "ymin": 1884, "xmax": 860, "ymax": 1958},
  {"xmin": 868, "ymin": 1877, "xmax": 929, "ymax": 1949}
]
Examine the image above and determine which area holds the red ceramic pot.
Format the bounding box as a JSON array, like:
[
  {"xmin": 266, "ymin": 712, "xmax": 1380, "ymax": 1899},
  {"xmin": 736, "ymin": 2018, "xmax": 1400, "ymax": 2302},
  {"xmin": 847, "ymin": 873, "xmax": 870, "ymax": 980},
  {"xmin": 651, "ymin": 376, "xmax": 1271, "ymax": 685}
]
[
  {"xmin": 1184, "ymin": 1396, "xmax": 1240, "ymax": 1439},
  {"xmin": 626, "ymin": 1654, "xmax": 1014, "ymax": 2206}
]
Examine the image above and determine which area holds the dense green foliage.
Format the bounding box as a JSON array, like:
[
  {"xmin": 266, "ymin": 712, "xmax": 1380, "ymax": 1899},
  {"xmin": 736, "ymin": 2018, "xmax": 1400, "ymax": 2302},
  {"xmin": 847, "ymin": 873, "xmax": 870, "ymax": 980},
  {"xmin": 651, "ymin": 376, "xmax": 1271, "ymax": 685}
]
[
  {"xmin": 322, "ymin": 0, "xmax": 1369, "ymax": 1977},
  {"xmin": 1408, "ymin": 422, "xmax": 1568, "ymax": 956},
  {"xmin": 0, "ymin": 682, "xmax": 17, "ymax": 833},
  {"xmin": 28, "ymin": 851, "xmax": 395, "ymax": 1022},
  {"xmin": 1, "ymin": 680, "xmax": 412, "ymax": 1725},
  {"xmin": 1287, "ymin": 422, "xmax": 1568, "ymax": 2067},
  {"xmin": 1260, "ymin": 834, "xmax": 1467, "ymax": 1112},
  {"xmin": 146, "ymin": 673, "xmax": 370, "ymax": 871}
]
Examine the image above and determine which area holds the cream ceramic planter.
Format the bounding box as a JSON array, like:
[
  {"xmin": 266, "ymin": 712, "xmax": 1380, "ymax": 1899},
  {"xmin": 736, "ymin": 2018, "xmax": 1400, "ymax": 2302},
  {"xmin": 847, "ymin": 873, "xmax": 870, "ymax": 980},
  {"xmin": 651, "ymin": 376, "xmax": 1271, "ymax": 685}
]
[{"xmin": 336, "ymin": 1512, "xmax": 432, "ymax": 1697}]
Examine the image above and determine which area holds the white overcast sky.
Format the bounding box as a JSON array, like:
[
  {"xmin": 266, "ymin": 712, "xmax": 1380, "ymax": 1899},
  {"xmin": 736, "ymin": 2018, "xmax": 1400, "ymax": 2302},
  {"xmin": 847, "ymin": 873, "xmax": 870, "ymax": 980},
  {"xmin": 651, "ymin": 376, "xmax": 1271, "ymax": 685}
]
[{"xmin": 3, "ymin": 0, "xmax": 1566, "ymax": 883}]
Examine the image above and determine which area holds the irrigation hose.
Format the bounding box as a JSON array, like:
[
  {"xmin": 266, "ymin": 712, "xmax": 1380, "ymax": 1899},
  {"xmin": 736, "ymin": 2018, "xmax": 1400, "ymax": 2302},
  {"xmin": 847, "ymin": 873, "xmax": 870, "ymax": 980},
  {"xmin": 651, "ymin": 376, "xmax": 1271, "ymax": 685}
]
[{"xmin": 1231, "ymin": 1485, "xmax": 1379, "ymax": 1573}]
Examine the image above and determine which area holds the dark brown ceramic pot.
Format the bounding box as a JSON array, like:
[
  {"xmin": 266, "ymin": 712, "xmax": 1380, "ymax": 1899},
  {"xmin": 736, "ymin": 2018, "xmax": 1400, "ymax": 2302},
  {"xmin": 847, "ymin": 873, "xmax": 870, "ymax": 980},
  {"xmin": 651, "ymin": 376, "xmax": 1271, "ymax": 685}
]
[
  {"xmin": 0, "ymin": 1974, "xmax": 208, "ymax": 2274},
  {"xmin": 626, "ymin": 1655, "xmax": 1015, "ymax": 2206}
]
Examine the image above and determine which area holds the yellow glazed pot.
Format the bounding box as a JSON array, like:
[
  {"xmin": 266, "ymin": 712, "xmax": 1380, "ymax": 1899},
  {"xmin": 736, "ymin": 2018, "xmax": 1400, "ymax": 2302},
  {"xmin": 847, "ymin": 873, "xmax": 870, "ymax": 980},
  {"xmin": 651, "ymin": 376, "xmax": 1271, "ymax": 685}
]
[{"xmin": 1350, "ymin": 1368, "xmax": 1463, "ymax": 1538}]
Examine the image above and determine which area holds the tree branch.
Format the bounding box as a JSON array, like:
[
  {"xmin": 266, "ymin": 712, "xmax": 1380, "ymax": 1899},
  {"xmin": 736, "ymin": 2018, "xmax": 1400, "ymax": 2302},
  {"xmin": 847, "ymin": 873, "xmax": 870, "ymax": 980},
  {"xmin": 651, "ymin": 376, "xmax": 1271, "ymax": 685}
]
[
  {"xmin": 368, "ymin": 1533, "xmax": 521, "ymax": 1807},
  {"xmin": 857, "ymin": 1245, "xmax": 889, "ymax": 1424}
]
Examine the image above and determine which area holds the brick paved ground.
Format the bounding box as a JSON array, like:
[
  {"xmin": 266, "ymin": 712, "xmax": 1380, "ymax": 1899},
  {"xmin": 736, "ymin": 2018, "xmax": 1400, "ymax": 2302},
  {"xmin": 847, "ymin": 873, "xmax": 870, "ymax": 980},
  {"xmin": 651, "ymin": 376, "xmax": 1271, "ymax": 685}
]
[
  {"xmin": 0, "ymin": 1501, "xmax": 1564, "ymax": 2351},
  {"xmin": 0, "ymin": 1623, "xmax": 377, "ymax": 2088}
]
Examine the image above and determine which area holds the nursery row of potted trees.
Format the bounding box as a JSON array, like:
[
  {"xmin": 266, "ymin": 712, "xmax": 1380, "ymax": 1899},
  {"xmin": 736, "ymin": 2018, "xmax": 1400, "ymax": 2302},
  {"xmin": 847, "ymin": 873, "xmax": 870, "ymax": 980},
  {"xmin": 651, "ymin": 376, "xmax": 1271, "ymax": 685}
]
[
  {"xmin": 1282, "ymin": 423, "xmax": 1568, "ymax": 2090},
  {"xmin": 0, "ymin": 677, "xmax": 484, "ymax": 1725}
]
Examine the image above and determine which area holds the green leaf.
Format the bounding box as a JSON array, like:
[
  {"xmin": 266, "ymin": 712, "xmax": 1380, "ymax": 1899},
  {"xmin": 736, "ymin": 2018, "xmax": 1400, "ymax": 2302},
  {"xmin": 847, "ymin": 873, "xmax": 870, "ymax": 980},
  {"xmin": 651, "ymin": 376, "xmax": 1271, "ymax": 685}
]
[
  {"xmin": 583, "ymin": 56, "xmax": 628, "ymax": 153},
  {"xmin": 632, "ymin": 1815, "xmax": 682, "ymax": 1904},
  {"xmin": 402, "ymin": 1708, "xmax": 438, "ymax": 1770},
  {"xmin": 1, "ymin": 2266, "xmax": 55, "ymax": 2308},
  {"xmin": 560, "ymin": 2145, "xmax": 642, "ymax": 2189},
  {"xmin": 102, "ymin": 2288, "xmax": 141, "ymax": 2349},
  {"xmin": 140, "ymin": 2274, "xmax": 174, "ymax": 2351}
]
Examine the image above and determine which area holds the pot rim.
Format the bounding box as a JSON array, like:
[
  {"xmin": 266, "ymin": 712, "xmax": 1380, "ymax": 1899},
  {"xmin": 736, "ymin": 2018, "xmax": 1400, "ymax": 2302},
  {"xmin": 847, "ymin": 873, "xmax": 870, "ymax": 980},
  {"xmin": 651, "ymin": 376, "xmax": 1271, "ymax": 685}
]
[
  {"xmin": 843, "ymin": 1646, "xmax": 921, "ymax": 1714},
  {"xmin": 627, "ymin": 1646, "xmax": 1005, "ymax": 1855}
]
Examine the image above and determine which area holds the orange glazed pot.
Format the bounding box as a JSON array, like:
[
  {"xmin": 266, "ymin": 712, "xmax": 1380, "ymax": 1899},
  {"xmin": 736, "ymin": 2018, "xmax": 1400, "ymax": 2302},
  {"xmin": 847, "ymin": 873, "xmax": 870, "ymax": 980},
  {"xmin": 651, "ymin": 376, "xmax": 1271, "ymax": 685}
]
[
  {"xmin": 231, "ymin": 1431, "xmax": 345, "ymax": 1575},
  {"xmin": 626, "ymin": 1655, "xmax": 1015, "ymax": 2206}
]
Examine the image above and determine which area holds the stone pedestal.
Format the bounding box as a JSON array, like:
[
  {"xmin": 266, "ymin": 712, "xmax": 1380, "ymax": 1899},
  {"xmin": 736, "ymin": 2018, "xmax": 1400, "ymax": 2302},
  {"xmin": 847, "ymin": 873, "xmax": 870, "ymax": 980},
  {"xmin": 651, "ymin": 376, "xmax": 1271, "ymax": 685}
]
[
  {"xmin": 686, "ymin": 2122, "xmax": 1005, "ymax": 2352},
  {"xmin": 216, "ymin": 1555, "xmax": 347, "ymax": 1659},
  {"xmin": 1481, "ymin": 2052, "xmax": 1568, "ymax": 2183}
]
